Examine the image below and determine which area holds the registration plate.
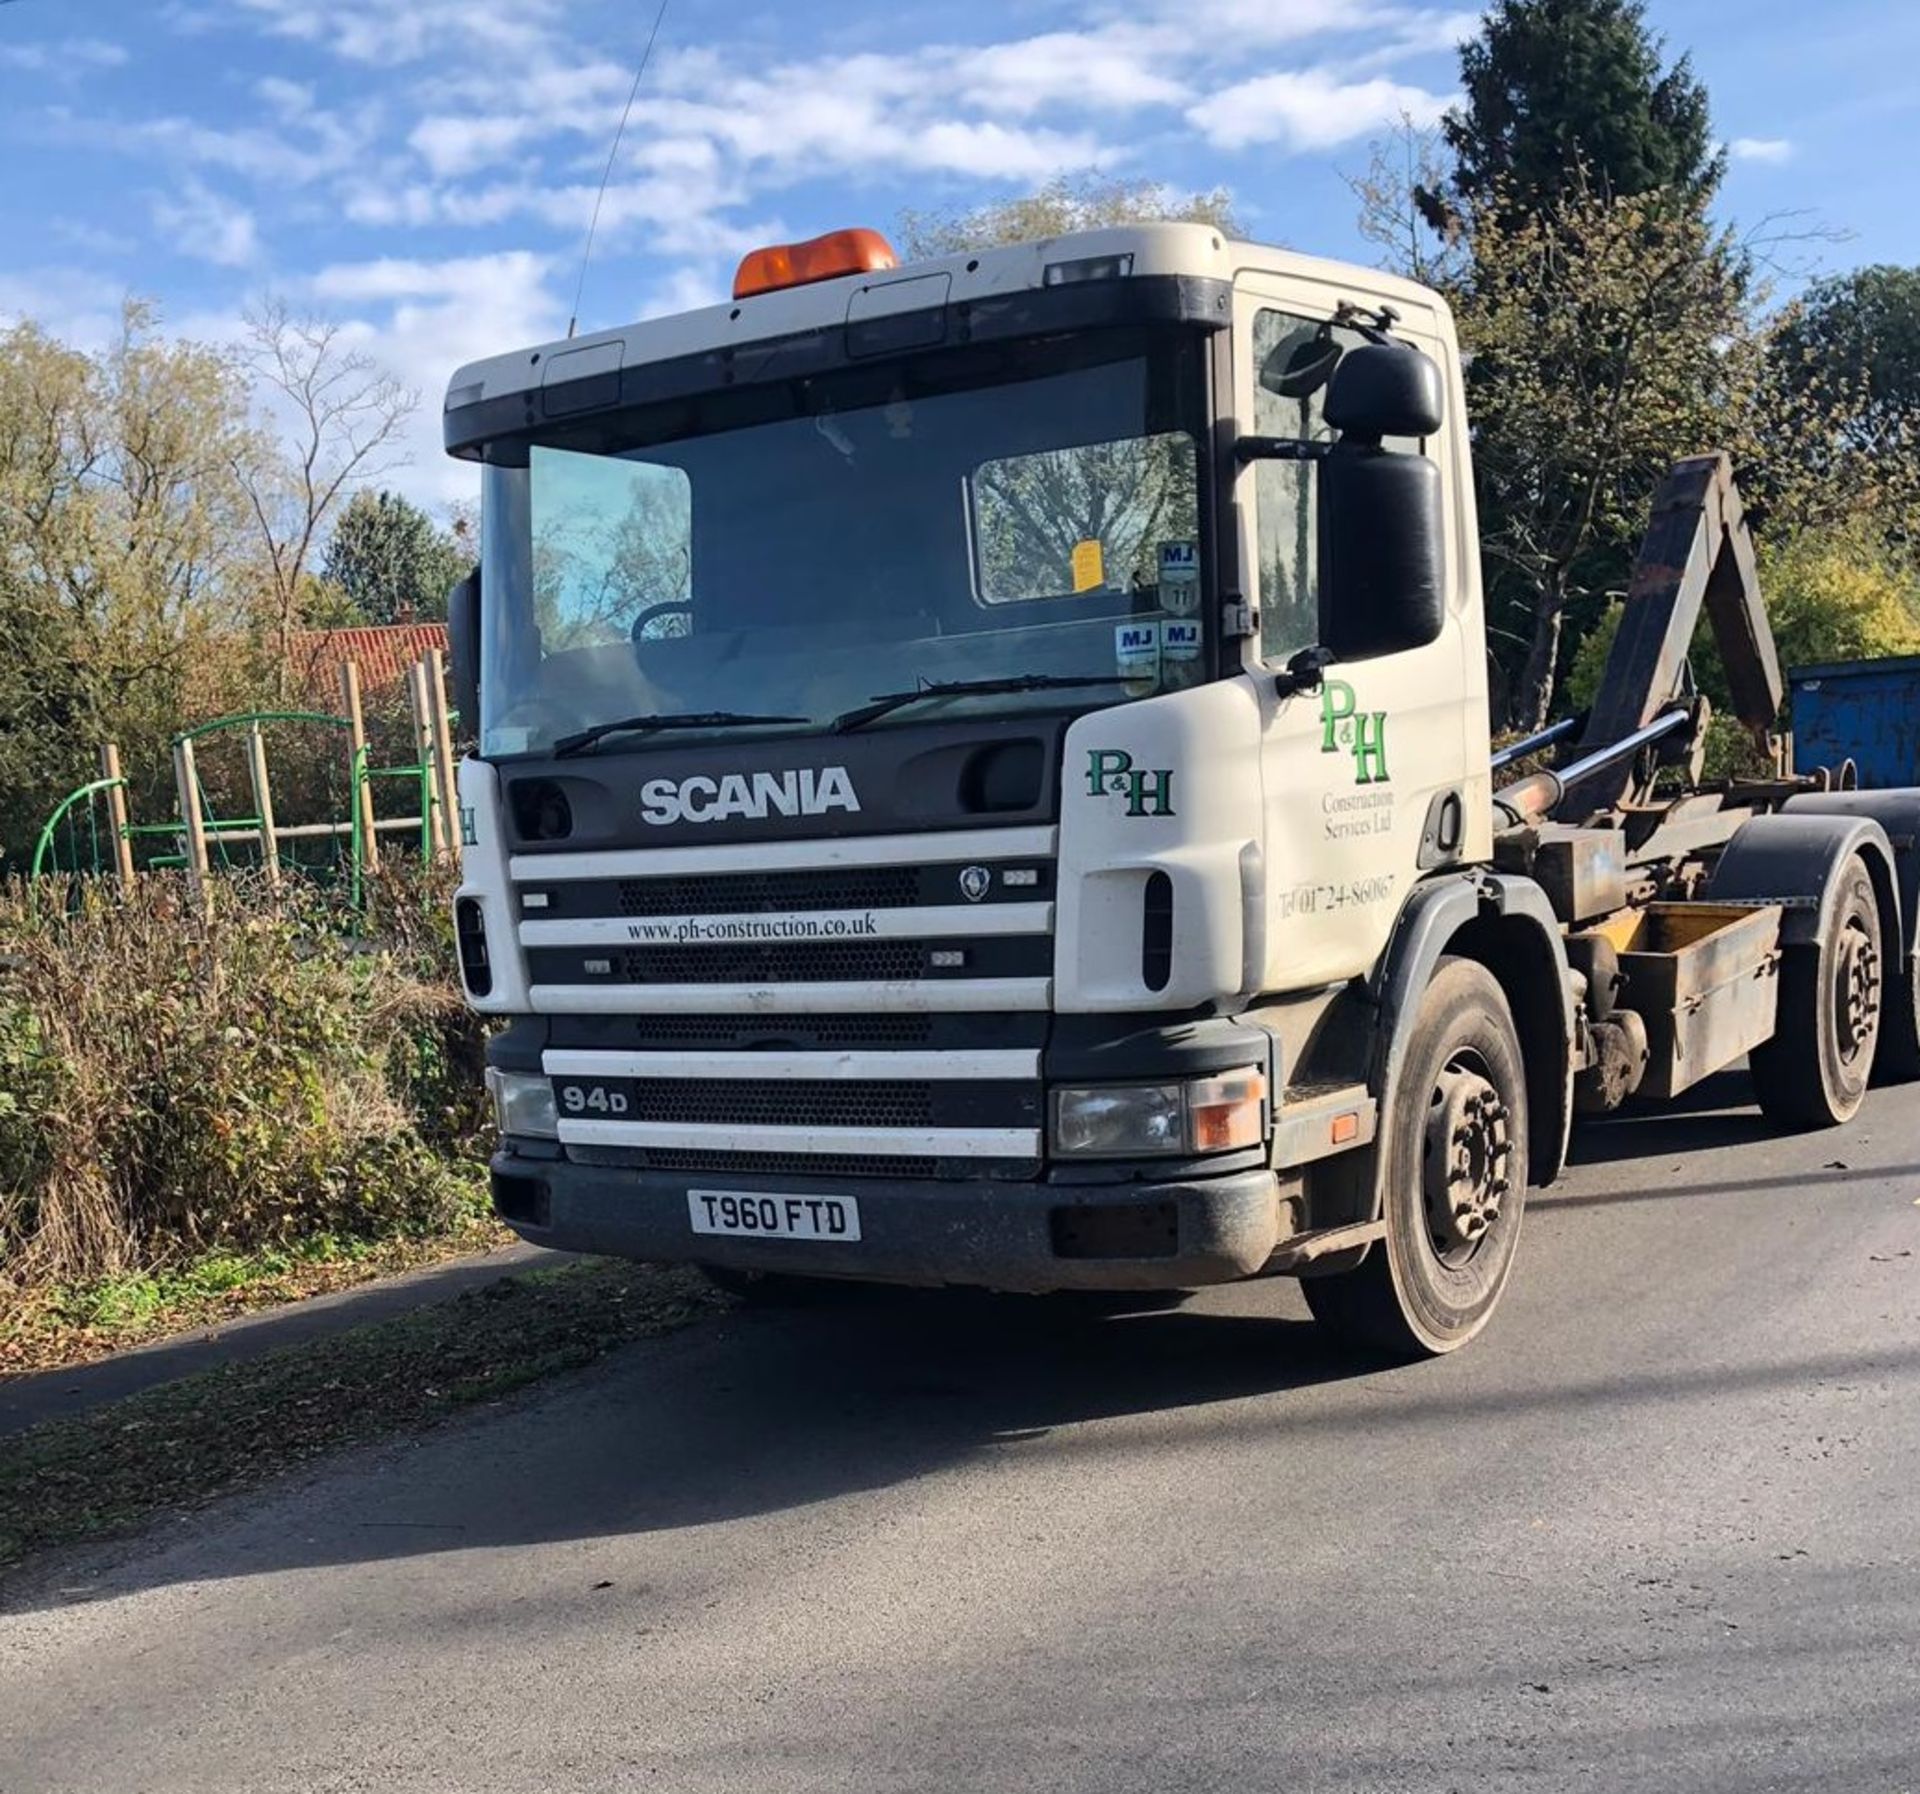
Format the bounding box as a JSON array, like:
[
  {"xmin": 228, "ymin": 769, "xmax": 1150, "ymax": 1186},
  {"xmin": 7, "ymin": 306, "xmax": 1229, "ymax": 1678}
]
[{"xmin": 688, "ymin": 1190, "xmax": 862, "ymax": 1242}]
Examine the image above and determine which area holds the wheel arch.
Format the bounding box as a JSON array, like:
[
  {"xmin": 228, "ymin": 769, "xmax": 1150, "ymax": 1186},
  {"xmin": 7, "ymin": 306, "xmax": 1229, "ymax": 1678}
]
[
  {"xmin": 1369, "ymin": 870, "xmax": 1576, "ymax": 1194},
  {"xmin": 1780, "ymin": 792, "xmax": 1920, "ymax": 970},
  {"xmin": 1707, "ymin": 812, "xmax": 1901, "ymax": 962}
]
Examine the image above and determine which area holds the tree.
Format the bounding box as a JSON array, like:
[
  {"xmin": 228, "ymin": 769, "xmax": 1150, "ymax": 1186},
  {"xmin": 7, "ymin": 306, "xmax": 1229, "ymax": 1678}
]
[
  {"xmin": 236, "ymin": 302, "xmax": 416, "ymax": 698},
  {"xmin": 1423, "ymin": 0, "xmax": 1721, "ymax": 234},
  {"xmin": 321, "ymin": 488, "xmax": 470, "ymax": 625},
  {"xmin": 897, "ymin": 173, "xmax": 1240, "ymax": 259},
  {"xmin": 1772, "ymin": 265, "xmax": 1920, "ymax": 458},
  {"xmin": 1456, "ymin": 178, "xmax": 1763, "ymax": 728},
  {"xmin": 973, "ymin": 434, "xmax": 1196, "ymax": 599},
  {"xmin": 1348, "ymin": 114, "xmax": 1467, "ymax": 286},
  {"xmin": 0, "ymin": 304, "xmax": 265, "ymax": 862}
]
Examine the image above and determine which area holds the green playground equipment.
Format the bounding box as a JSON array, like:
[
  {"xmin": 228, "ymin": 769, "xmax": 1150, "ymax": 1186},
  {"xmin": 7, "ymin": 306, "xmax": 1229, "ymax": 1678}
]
[
  {"xmin": 27, "ymin": 655, "xmax": 460, "ymax": 907},
  {"xmin": 30, "ymin": 775, "xmax": 132, "ymax": 882}
]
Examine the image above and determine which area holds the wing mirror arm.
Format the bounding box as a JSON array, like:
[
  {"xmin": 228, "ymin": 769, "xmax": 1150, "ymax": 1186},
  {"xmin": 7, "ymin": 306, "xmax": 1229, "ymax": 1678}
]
[{"xmin": 1274, "ymin": 645, "xmax": 1336, "ymax": 699}]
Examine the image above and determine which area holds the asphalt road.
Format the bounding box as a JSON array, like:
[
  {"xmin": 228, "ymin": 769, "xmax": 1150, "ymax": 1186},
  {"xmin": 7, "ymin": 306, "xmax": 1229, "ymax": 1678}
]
[{"xmin": 3, "ymin": 1070, "xmax": 1917, "ymax": 1794}]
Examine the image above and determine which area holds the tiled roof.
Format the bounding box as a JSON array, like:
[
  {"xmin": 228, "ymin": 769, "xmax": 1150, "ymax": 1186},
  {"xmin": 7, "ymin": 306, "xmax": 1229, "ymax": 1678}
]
[{"xmin": 293, "ymin": 623, "xmax": 450, "ymax": 699}]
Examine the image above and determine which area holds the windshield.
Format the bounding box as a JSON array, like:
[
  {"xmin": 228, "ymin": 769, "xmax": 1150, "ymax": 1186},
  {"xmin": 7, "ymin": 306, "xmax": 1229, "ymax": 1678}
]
[{"xmin": 477, "ymin": 329, "xmax": 1210, "ymax": 756}]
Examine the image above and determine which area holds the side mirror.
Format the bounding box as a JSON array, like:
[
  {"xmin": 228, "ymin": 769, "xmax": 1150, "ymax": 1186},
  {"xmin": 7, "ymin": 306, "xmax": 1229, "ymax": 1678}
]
[
  {"xmin": 1317, "ymin": 344, "xmax": 1446, "ymax": 663},
  {"xmin": 1259, "ymin": 323, "xmax": 1342, "ymax": 400},
  {"xmin": 447, "ymin": 565, "xmax": 481, "ymax": 745},
  {"xmin": 1323, "ymin": 342, "xmax": 1443, "ymax": 440}
]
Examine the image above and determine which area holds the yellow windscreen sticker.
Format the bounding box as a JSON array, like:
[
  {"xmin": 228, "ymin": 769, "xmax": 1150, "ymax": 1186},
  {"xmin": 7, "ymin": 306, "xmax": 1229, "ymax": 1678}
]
[{"xmin": 1071, "ymin": 538, "xmax": 1105, "ymax": 592}]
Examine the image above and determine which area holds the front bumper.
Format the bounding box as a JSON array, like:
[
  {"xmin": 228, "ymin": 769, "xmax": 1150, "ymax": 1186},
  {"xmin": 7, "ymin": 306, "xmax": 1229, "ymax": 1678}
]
[{"xmin": 490, "ymin": 1149, "xmax": 1291, "ymax": 1292}]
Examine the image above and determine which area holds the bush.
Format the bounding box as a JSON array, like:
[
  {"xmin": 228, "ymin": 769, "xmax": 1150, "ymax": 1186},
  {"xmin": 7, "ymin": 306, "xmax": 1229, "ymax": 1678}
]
[{"xmin": 0, "ymin": 863, "xmax": 487, "ymax": 1288}]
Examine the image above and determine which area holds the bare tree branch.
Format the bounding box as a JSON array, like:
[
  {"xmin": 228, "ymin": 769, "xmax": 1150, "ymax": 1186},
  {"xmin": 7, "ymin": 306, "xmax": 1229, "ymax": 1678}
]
[{"xmin": 235, "ymin": 298, "xmax": 418, "ymax": 699}]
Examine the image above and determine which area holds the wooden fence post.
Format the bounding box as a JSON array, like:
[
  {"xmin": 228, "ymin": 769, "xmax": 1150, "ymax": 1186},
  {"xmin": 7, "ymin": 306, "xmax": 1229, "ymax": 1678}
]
[
  {"xmin": 340, "ymin": 660, "xmax": 379, "ymax": 873},
  {"xmin": 245, "ymin": 720, "xmax": 282, "ymax": 891},
  {"xmin": 173, "ymin": 736, "xmax": 211, "ymax": 913},
  {"xmin": 100, "ymin": 742, "xmax": 136, "ymax": 884},
  {"xmin": 408, "ymin": 660, "xmax": 449, "ymax": 857},
  {"xmin": 425, "ymin": 649, "xmax": 459, "ymax": 860}
]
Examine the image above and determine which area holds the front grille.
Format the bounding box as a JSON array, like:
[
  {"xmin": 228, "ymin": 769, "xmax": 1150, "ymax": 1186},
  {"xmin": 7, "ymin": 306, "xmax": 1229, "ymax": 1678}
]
[
  {"xmin": 549, "ymin": 1012, "xmax": 1050, "ymax": 1052},
  {"xmin": 617, "ymin": 940, "xmax": 937, "ymax": 984},
  {"xmin": 527, "ymin": 932, "xmax": 1051, "ymax": 989},
  {"xmin": 621, "ymin": 1078, "xmax": 935, "ymax": 1129},
  {"xmin": 617, "ymin": 866, "xmax": 918, "ymax": 916},
  {"xmin": 622, "ymin": 1013, "xmax": 938, "ymax": 1049},
  {"xmin": 619, "ymin": 1013, "xmax": 939, "ymax": 1049},
  {"xmin": 569, "ymin": 1144, "xmax": 1042, "ymax": 1180},
  {"xmin": 551, "ymin": 1071, "xmax": 1037, "ymax": 1132}
]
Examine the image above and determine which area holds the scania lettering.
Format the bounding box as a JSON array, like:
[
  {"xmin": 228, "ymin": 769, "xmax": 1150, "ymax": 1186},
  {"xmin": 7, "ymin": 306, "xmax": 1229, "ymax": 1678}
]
[
  {"xmin": 639, "ymin": 765, "xmax": 860, "ymax": 826},
  {"xmin": 449, "ymin": 222, "xmax": 1920, "ymax": 1357}
]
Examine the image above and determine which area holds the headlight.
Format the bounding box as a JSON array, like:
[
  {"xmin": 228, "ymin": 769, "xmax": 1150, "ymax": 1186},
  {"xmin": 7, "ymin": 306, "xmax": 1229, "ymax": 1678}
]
[
  {"xmin": 1052, "ymin": 1082, "xmax": 1185, "ymax": 1156},
  {"xmin": 486, "ymin": 1068, "xmax": 558, "ymax": 1139},
  {"xmin": 1051, "ymin": 1068, "xmax": 1267, "ymax": 1158}
]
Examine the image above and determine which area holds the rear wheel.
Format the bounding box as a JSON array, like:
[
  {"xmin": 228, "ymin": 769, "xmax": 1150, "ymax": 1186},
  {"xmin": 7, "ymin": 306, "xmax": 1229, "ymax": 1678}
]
[
  {"xmin": 1872, "ymin": 939, "xmax": 1920, "ymax": 1084},
  {"xmin": 1750, "ymin": 856, "xmax": 1882, "ymax": 1127},
  {"xmin": 1303, "ymin": 957, "xmax": 1529, "ymax": 1359}
]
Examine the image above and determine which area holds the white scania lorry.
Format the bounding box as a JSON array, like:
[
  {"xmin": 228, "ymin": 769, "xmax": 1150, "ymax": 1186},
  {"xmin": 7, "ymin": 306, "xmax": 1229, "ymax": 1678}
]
[{"xmin": 445, "ymin": 222, "xmax": 1920, "ymax": 1357}]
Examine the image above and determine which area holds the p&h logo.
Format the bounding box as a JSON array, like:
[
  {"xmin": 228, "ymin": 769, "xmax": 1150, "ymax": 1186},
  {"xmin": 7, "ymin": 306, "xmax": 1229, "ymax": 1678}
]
[
  {"xmin": 1319, "ymin": 680, "xmax": 1390, "ymax": 785},
  {"xmin": 1085, "ymin": 748, "xmax": 1175, "ymax": 818}
]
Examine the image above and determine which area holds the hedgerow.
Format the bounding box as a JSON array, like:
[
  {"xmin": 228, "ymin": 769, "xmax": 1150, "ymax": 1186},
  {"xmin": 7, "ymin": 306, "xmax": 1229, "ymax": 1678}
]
[{"xmin": 0, "ymin": 865, "xmax": 486, "ymax": 1289}]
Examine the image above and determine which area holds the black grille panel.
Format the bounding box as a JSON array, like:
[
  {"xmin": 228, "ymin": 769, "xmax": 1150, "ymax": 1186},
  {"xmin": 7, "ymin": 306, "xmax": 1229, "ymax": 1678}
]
[
  {"xmin": 619, "ymin": 940, "xmax": 927, "ymax": 983},
  {"xmin": 530, "ymin": 935, "xmax": 1049, "ymax": 988},
  {"xmin": 617, "ymin": 867, "xmax": 918, "ymax": 916},
  {"xmin": 568, "ymin": 1144, "xmax": 1042, "ymax": 1180},
  {"xmin": 551, "ymin": 1072, "xmax": 1037, "ymax": 1132},
  {"xmin": 636, "ymin": 1148, "xmax": 940, "ymax": 1178},
  {"xmin": 619, "ymin": 1014, "xmax": 937, "ymax": 1049},
  {"xmin": 622, "ymin": 1078, "xmax": 934, "ymax": 1129},
  {"xmin": 526, "ymin": 857, "xmax": 1056, "ymax": 920},
  {"xmin": 547, "ymin": 1012, "xmax": 1050, "ymax": 1052}
]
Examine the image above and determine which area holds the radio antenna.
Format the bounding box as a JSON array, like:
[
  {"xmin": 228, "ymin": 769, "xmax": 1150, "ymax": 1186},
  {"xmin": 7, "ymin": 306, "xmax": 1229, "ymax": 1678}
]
[{"xmin": 568, "ymin": 0, "xmax": 671, "ymax": 340}]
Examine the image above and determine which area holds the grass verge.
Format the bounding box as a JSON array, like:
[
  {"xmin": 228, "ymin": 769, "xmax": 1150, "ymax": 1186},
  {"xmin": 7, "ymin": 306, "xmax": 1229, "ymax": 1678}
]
[
  {"xmin": 0, "ymin": 1258, "xmax": 725, "ymax": 1575},
  {"xmin": 0, "ymin": 1210, "xmax": 513, "ymax": 1376}
]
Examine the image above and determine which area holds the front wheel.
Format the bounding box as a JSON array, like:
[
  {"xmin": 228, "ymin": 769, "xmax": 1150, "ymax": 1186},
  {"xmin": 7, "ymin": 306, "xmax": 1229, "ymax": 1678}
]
[{"xmin": 1303, "ymin": 957, "xmax": 1529, "ymax": 1359}]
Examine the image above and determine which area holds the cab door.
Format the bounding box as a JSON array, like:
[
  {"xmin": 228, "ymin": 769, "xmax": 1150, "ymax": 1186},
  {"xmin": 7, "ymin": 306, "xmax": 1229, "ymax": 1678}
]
[{"xmin": 1231, "ymin": 273, "xmax": 1482, "ymax": 993}]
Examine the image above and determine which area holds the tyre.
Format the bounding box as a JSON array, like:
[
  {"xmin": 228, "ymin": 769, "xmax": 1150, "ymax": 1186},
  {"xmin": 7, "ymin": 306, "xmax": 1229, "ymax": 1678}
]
[
  {"xmin": 1872, "ymin": 943, "xmax": 1920, "ymax": 1085},
  {"xmin": 1750, "ymin": 856, "xmax": 1883, "ymax": 1127},
  {"xmin": 1302, "ymin": 957, "xmax": 1529, "ymax": 1359}
]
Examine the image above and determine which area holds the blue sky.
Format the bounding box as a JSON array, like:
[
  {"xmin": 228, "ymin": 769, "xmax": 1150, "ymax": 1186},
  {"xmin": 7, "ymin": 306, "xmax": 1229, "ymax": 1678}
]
[{"xmin": 3, "ymin": 0, "xmax": 1916, "ymax": 509}]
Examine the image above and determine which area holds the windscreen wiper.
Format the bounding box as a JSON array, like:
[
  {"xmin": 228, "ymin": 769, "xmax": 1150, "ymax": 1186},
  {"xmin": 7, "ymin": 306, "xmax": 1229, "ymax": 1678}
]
[
  {"xmin": 551, "ymin": 711, "xmax": 808, "ymax": 757},
  {"xmin": 829, "ymin": 674, "xmax": 1133, "ymax": 734}
]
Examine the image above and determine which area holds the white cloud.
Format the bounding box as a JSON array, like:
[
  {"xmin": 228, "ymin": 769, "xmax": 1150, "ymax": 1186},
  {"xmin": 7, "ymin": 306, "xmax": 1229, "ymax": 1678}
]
[
  {"xmin": 1136, "ymin": 0, "xmax": 1398, "ymax": 46},
  {"xmin": 0, "ymin": 267, "xmax": 128, "ymax": 350},
  {"xmin": 53, "ymin": 217, "xmax": 140, "ymax": 258},
  {"xmin": 640, "ymin": 266, "xmax": 731, "ymax": 320},
  {"xmin": 1731, "ymin": 136, "xmax": 1793, "ymax": 165},
  {"xmin": 61, "ymin": 103, "xmax": 377, "ymax": 187},
  {"xmin": 0, "ymin": 37, "xmax": 128, "ymax": 73},
  {"xmin": 253, "ymin": 75, "xmax": 316, "ymax": 120},
  {"xmin": 323, "ymin": 254, "xmax": 571, "ymax": 507},
  {"xmin": 1194, "ymin": 68, "xmax": 1454, "ymax": 150},
  {"xmin": 231, "ymin": 0, "xmax": 566, "ymax": 68},
  {"xmin": 152, "ymin": 178, "xmax": 260, "ymax": 266},
  {"xmin": 408, "ymin": 115, "xmax": 542, "ymax": 179},
  {"xmin": 309, "ymin": 250, "xmax": 555, "ymax": 303},
  {"xmin": 951, "ymin": 31, "xmax": 1190, "ymax": 116}
]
